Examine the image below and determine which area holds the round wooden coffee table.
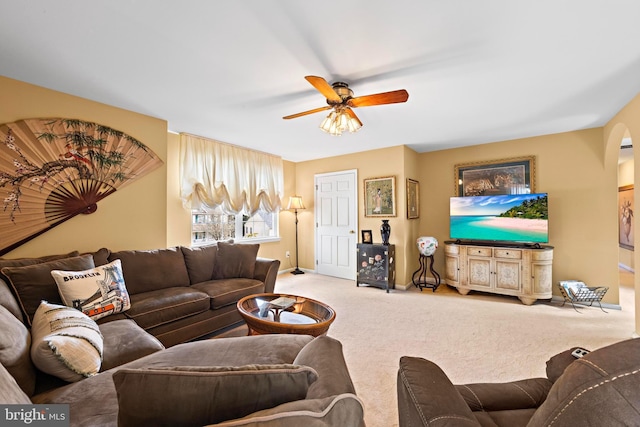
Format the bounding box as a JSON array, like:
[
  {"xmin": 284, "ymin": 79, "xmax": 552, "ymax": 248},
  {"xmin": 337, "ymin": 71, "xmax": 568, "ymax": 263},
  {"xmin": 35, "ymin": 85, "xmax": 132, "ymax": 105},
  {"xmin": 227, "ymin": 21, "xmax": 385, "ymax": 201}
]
[{"xmin": 237, "ymin": 293, "xmax": 336, "ymax": 336}]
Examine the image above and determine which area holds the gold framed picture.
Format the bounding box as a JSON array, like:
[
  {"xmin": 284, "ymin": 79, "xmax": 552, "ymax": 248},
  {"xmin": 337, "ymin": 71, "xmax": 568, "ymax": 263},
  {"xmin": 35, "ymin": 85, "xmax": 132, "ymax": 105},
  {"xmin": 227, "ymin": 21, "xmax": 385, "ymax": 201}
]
[
  {"xmin": 364, "ymin": 176, "xmax": 396, "ymax": 217},
  {"xmin": 406, "ymin": 178, "xmax": 419, "ymax": 219}
]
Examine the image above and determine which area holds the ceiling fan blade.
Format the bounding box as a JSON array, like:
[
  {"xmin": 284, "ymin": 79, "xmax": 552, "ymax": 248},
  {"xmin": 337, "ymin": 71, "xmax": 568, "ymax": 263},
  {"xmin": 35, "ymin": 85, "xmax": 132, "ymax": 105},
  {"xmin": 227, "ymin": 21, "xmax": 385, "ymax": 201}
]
[
  {"xmin": 305, "ymin": 76, "xmax": 342, "ymax": 103},
  {"xmin": 283, "ymin": 105, "xmax": 332, "ymax": 120},
  {"xmin": 348, "ymin": 89, "xmax": 409, "ymax": 108},
  {"xmin": 345, "ymin": 108, "xmax": 363, "ymax": 127}
]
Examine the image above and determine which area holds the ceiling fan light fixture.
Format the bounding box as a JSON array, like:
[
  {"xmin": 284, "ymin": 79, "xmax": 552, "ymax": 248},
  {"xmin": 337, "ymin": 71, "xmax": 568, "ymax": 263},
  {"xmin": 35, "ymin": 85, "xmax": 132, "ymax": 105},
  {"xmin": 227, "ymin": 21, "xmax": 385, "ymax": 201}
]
[
  {"xmin": 320, "ymin": 111, "xmax": 337, "ymax": 133},
  {"xmin": 319, "ymin": 109, "xmax": 361, "ymax": 136},
  {"xmin": 347, "ymin": 115, "xmax": 362, "ymax": 133}
]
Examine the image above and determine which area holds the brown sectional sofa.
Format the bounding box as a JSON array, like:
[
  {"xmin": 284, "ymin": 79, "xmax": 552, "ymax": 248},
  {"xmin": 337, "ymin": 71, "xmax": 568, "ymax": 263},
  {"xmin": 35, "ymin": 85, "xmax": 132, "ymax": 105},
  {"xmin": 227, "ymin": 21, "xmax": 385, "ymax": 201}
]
[
  {"xmin": 0, "ymin": 242, "xmax": 280, "ymax": 347},
  {"xmin": 0, "ymin": 244, "xmax": 365, "ymax": 426}
]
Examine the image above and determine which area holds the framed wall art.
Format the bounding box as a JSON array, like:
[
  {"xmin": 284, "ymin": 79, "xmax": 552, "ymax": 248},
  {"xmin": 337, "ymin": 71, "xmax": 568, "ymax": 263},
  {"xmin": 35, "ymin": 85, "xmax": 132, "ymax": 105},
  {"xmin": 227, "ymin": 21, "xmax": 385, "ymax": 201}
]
[
  {"xmin": 0, "ymin": 118, "xmax": 163, "ymax": 256},
  {"xmin": 454, "ymin": 156, "xmax": 535, "ymax": 197},
  {"xmin": 406, "ymin": 178, "xmax": 419, "ymax": 219},
  {"xmin": 619, "ymin": 184, "xmax": 634, "ymax": 250},
  {"xmin": 364, "ymin": 176, "xmax": 396, "ymax": 217}
]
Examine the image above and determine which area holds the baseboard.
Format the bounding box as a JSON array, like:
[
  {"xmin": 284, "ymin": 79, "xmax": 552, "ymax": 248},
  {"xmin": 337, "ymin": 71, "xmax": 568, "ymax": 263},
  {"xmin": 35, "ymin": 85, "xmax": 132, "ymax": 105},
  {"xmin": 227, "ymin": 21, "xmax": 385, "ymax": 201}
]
[
  {"xmin": 396, "ymin": 278, "xmax": 442, "ymax": 291},
  {"xmin": 395, "ymin": 282, "xmax": 412, "ymax": 291}
]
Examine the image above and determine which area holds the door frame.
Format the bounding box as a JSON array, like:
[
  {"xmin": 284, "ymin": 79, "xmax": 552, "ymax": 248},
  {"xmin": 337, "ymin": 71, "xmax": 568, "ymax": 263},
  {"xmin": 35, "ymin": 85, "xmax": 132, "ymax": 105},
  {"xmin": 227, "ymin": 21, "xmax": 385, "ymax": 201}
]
[{"xmin": 314, "ymin": 169, "xmax": 358, "ymax": 279}]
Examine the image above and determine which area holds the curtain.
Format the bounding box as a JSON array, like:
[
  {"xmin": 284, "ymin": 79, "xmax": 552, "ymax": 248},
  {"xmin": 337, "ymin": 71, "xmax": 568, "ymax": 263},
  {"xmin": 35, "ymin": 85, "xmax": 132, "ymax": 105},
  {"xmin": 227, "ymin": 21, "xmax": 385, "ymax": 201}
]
[{"xmin": 179, "ymin": 133, "xmax": 283, "ymax": 215}]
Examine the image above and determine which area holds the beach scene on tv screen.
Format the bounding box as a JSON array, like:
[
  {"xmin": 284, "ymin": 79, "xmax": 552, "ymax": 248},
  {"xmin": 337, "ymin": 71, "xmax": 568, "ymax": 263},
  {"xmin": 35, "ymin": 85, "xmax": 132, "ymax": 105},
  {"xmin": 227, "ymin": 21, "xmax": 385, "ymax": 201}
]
[{"xmin": 450, "ymin": 194, "xmax": 548, "ymax": 242}]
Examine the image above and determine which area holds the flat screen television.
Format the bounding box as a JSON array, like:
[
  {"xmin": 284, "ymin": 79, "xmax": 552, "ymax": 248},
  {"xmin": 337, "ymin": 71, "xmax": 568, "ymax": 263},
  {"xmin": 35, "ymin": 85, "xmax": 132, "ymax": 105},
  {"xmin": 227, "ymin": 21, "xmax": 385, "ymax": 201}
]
[{"xmin": 450, "ymin": 193, "xmax": 548, "ymax": 244}]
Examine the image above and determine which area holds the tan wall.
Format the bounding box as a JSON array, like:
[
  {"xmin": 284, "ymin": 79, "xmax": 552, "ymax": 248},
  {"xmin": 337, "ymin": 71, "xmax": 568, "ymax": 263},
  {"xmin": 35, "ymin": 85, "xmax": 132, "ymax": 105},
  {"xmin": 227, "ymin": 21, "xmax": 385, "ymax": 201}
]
[
  {"xmin": 295, "ymin": 146, "xmax": 417, "ymax": 284},
  {"xmin": 0, "ymin": 76, "xmax": 169, "ymax": 257},
  {"xmin": 401, "ymin": 146, "xmax": 422, "ymax": 287},
  {"xmin": 291, "ymin": 145, "xmax": 425, "ymax": 286},
  {"xmin": 419, "ymin": 128, "xmax": 620, "ymax": 304}
]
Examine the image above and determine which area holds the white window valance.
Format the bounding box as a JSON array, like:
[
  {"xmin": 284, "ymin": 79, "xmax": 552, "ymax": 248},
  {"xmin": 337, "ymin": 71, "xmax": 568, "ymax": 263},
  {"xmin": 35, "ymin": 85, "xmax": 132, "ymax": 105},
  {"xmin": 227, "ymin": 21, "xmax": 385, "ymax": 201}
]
[{"xmin": 179, "ymin": 133, "xmax": 284, "ymax": 215}]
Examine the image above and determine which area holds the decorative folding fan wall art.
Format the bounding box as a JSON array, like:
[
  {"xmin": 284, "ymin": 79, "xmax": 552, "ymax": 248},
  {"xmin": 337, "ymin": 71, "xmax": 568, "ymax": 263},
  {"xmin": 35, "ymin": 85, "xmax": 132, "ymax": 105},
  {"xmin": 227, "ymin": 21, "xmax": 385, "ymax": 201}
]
[{"xmin": 0, "ymin": 118, "xmax": 164, "ymax": 256}]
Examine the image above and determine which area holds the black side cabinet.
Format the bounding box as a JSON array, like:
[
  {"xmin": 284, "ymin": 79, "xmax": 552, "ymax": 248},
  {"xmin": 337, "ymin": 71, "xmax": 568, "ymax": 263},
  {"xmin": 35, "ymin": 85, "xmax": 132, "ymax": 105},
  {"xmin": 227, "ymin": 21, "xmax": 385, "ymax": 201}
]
[{"xmin": 356, "ymin": 244, "xmax": 396, "ymax": 293}]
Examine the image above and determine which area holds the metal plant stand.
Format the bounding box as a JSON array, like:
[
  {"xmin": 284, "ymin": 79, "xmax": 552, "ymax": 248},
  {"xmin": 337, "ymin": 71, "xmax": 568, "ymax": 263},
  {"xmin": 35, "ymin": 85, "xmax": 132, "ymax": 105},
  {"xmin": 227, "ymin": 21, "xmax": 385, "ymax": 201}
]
[{"xmin": 412, "ymin": 254, "xmax": 441, "ymax": 292}]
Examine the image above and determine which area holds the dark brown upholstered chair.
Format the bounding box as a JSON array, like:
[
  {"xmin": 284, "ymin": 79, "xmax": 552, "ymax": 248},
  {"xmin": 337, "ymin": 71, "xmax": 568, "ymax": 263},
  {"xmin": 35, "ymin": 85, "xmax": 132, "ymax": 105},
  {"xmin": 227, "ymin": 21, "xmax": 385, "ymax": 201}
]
[{"xmin": 397, "ymin": 338, "xmax": 640, "ymax": 426}]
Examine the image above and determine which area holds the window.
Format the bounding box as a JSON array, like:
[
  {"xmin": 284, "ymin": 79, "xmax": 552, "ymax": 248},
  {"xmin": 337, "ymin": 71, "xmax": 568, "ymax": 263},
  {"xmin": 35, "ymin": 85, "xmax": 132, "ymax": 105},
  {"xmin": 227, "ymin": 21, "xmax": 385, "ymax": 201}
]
[
  {"xmin": 180, "ymin": 133, "xmax": 284, "ymax": 246},
  {"xmin": 191, "ymin": 207, "xmax": 278, "ymax": 245}
]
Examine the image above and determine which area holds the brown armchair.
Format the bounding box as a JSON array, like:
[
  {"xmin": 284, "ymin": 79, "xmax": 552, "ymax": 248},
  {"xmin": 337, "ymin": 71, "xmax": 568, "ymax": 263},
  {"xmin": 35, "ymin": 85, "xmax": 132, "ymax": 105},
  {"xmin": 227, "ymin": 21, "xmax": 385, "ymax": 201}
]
[{"xmin": 397, "ymin": 338, "xmax": 640, "ymax": 426}]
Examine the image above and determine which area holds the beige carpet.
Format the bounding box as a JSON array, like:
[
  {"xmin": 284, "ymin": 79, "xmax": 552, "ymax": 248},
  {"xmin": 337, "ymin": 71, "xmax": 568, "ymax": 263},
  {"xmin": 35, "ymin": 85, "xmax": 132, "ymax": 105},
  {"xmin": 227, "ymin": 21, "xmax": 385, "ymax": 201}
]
[{"xmin": 270, "ymin": 271, "xmax": 636, "ymax": 427}]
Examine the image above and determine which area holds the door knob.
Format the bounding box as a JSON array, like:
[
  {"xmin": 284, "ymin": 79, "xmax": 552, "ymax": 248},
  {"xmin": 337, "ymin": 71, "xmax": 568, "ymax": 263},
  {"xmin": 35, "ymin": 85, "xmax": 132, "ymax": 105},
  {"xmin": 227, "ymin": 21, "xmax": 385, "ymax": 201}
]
[{"xmin": 349, "ymin": 230, "xmax": 355, "ymax": 234}]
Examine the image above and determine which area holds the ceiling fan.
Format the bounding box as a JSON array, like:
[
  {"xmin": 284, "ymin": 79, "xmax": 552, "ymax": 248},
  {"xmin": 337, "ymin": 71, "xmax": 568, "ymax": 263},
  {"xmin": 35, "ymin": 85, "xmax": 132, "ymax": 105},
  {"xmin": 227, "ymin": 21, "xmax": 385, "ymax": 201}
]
[{"xmin": 283, "ymin": 76, "xmax": 409, "ymax": 136}]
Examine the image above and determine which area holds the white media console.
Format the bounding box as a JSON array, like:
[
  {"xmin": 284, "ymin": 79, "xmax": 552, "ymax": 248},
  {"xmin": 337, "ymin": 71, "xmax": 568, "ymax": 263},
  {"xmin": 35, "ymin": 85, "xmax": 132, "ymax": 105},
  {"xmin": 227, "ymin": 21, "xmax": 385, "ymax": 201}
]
[{"xmin": 444, "ymin": 241, "xmax": 553, "ymax": 305}]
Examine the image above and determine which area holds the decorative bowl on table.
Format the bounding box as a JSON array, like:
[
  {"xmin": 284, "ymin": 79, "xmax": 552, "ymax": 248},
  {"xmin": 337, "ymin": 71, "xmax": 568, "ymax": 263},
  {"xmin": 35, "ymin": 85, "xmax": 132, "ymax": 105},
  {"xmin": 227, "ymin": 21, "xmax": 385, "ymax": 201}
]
[{"xmin": 417, "ymin": 236, "xmax": 438, "ymax": 256}]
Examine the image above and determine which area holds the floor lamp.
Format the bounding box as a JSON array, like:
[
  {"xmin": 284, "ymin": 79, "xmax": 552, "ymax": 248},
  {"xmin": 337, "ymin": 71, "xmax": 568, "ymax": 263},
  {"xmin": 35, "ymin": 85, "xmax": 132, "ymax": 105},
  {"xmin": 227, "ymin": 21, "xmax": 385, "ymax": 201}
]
[{"xmin": 287, "ymin": 196, "xmax": 305, "ymax": 275}]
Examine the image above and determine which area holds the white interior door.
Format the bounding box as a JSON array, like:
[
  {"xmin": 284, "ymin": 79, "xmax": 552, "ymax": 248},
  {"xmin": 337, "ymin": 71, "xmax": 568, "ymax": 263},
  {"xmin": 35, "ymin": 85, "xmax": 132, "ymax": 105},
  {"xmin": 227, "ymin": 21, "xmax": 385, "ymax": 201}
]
[{"xmin": 315, "ymin": 169, "xmax": 358, "ymax": 280}]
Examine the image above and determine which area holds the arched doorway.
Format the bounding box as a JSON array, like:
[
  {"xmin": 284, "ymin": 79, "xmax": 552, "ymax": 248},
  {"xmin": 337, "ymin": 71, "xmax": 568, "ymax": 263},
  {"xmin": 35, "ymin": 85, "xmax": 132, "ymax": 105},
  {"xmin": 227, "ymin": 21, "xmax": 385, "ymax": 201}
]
[{"xmin": 606, "ymin": 122, "xmax": 639, "ymax": 336}]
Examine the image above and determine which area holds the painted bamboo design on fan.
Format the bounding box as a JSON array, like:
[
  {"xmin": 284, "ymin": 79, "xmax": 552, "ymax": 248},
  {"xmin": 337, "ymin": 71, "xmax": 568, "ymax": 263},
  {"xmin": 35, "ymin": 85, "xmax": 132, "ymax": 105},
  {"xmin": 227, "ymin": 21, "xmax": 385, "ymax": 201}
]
[{"xmin": 0, "ymin": 118, "xmax": 163, "ymax": 256}]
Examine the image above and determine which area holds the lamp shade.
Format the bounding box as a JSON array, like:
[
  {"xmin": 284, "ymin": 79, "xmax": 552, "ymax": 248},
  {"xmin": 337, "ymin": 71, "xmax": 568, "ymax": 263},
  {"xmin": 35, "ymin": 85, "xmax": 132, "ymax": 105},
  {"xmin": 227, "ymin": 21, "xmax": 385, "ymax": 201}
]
[{"xmin": 287, "ymin": 196, "xmax": 305, "ymax": 210}]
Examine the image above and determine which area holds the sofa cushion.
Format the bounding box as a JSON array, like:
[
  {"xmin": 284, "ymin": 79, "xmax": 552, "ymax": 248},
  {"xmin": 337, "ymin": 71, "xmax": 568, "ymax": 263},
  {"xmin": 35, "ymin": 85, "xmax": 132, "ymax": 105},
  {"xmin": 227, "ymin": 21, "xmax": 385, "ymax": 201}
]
[
  {"xmin": 529, "ymin": 338, "xmax": 640, "ymax": 426},
  {"xmin": 52, "ymin": 259, "xmax": 131, "ymax": 321},
  {"xmin": 0, "ymin": 304, "xmax": 36, "ymax": 396},
  {"xmin": 0, "ymin": 250, "xmax": 81, "ymax": 321},
  {"xmin": 181, "ymin": 244, "xmax": 218, "ymax": 284},
  {"xmin": 108, "ymin": 247, "xmax": 190, "ymax": 294},
  {"xmin": 1, "ymin": 254, "xmax": 96, "ymax": 325},
  {"xmin": 214, "ymin": 242, "xmax": 259, "ymax": 279},
  {"xmin": 113, "ymin": 364, "xmax": 318, "ymax": 427},
  {"xmin": 124, "ymin": 287, "xmax": 211, "ymax": 329},
  {"xmin": 85, "ymin": 247, "xmax": 111, "ymax": 266},
  {"xmin": 99, "ymin": 319, "xmax": 165, "ymax": 371},
  {"xmin": 127, "ymin": 334, "xmax": 314, "ymax": 368},
  {"xmin": 192, "ymin": 278, "xmax": 265, "ymax": 309},
  {"xmin": 215, "ymin": 393, "xmax": 365, "ymax": 427},
  {"xmin": 0, "ymin": 250, "xmax": 80, "ymax": 285},
  {"xmin": 30, "ymin": 301, "xmax": 103, "ymax": 382},
  {"xmin": 0, "ymin": 278, "xmax": 24, "ymax": 323},
  {"xmin": 0, "ymin": 362, "xmax": 31, "ymax": 404}
]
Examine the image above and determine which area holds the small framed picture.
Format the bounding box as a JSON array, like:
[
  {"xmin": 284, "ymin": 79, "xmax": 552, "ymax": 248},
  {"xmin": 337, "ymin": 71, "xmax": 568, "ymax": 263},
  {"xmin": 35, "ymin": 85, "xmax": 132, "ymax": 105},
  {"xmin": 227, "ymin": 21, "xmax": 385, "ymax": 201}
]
[
  {"xmin": 361, "ymin": 230, "xmax": 373, "ymax": 244},
  {"xmin": 619, "ymin": 184, "xmax": 634, "ymax": 250},
  {"xmin": 406, "ymin": 178, "xmax": 419, "ymax": 219}
]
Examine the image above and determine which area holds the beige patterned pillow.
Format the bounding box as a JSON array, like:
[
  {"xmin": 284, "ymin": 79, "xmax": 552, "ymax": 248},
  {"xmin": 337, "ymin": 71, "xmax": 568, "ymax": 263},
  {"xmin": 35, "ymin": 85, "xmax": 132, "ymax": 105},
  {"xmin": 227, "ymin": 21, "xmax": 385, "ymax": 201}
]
[
  {"xmin": 30, "ymin": 301, "xmax": 103, "ymax": 382},
  {"xmin": 51, "ymin": 259, "xmax": 131, "ymax": 321}
]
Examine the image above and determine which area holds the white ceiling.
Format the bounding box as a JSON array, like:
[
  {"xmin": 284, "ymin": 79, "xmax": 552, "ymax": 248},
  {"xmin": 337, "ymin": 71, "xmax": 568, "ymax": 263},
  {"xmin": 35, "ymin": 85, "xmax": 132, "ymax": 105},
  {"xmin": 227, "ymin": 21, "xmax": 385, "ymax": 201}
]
[{"xmin": 1, "ymin": 1, "xmax": 639, "ymax": 162}]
